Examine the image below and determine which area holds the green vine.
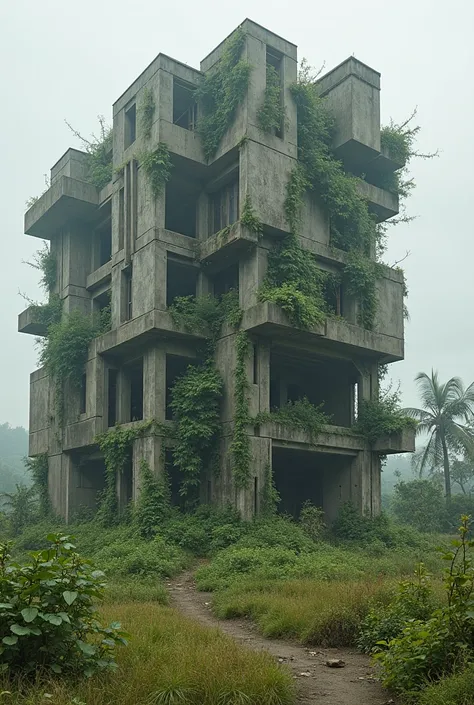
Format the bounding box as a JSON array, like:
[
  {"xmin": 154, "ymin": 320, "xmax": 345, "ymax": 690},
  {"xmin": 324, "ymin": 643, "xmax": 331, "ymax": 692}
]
[
  {"xmin": 257, "ymin": 63, "xmax": 284, "ymax": 135},
  {"xmin": 196, "ymin": 28, "xmax": 252, "ymax": 159},
  {"xmin": 25, "ymin": 243, "xmax": 57, "ymax": 293},
  {"xmin": 343, "ymin": 252, "xmax": 381, "ymax": 329},
  {"xmin": 230, "ymin": 331, "xmax": 252, "ymax": 489},
  {"xmin": 259, "ymin": 233, "xmax": 326, "ymax": 329},
  {"xmin": 25, "ymin": 454, "xmax": 50, "ymax": 517},
  {"xmin": 95, "ymin": 421, "xmax": 154, "ymax": 525},
  {"xmin": 140, "ymin": 143, "xmax": 173, "ymax": 198},
  {"xmin": 139, "ymin": 87, "xmax": 155, "ymax": 140},
  {"xmin": 134, "ymin": 459, "xmax": 170, "ymax": 538},
  {"xmin": 240, "ymin": 194, "xmax": 263, "ymax": 236},
  {"xmin": 170, "ymin": 362, "xmax": 223, "ymax": 498},
  {"xmin": 255, "ymin": 397, "xmax": 330, "ymax": 443},
  {"xmin": 169, "ymin": 290, "xmax": 241, "ymax": 341},
  {"xmin": 39, "ymin": 310, "xmax": 98, "ymax": 425},
  {"xmin": 260, "ymin": 463, "xmax": 281, "ymax": 517}
]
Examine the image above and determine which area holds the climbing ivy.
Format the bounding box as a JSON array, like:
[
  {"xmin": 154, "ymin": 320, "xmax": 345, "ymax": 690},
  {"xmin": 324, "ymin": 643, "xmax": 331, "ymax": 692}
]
[
  {"xmin": 196, "ymin": 28, "xmax": 252, "ymax": 159},
  {"xmin": 95, "ymin": 421, "xmax": 154, "ymax": 525},
  {"xmin": 134, "ymin": 459, "xmax": 171, "ymax": 538},
  {"xmin": 139, "ymin": 87, "xmax": 155, "ymax": 140},
  {"xmin": 140, "ymin": 143, "xmax": 173, "ymax": 198},
  {"xmin": 240, "ymin": 194, "xmax": 263, "ymax": 236},
  {"xmin": 343, "ymin": 252, "xmax": 382, "ymax": 329},
  {"xmin": 230, "ymin": 331, "xmax": 252, "ymax": 489},
  {"xmin": 39, "ymin": 310, "xmax": 98, "ymax": 425},
  {"xmin": 25, "ymin": 454, "xmax": 50, "ymax": 517},
  {"xmin": 260, "ymin": 463, "xmax": 281, "ymax": 517},
  {"xmin": 169, "ymin": 290, "xmax": 242, "ymax": 340},
  {"xmin": 255, "ymin": 397, "xmax": 330, "ymax": 444},
  {"xmin": 170, "ymin": 361, "xmax": 223, "ymax": 498},
  {"xmin": 259, "ymin": 233, "xmax": 327, "ymax": 328},
  {"xmin": 257, "ymin": 63, "xmax": 284, "ymax": 135}
]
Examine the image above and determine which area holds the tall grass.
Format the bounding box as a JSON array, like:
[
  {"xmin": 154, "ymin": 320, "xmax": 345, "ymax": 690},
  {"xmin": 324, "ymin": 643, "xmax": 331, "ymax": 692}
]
[
  {"xmin": 212, "ymin": 578, "xmax": 397, "ymax": 646},
  {"xmin": 1, "ymin": 604, "xmax": 295, "ymax": 705}
]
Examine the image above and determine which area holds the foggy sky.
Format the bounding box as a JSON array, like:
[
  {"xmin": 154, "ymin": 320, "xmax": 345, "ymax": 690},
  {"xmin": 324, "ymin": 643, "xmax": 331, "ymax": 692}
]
[{"xmin": 1, "ymin": 0, "xmax": 473, "ymax": 429}]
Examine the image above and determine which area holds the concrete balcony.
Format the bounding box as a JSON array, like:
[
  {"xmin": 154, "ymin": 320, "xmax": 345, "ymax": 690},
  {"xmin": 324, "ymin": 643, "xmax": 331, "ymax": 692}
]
[
  {"xmin": 366, "ymin": 144, "xmax": 406, "ymax": 178},
  {"xmin": 199, "ymin": 222, "xmax": 259, "ymax": 267},
  {"xmin": 25, "ymin": 176, "xmax": 99, "ymax": 239},
  {"xmin": 357, "ymin": 181, "xmax": 399, "ymax": 222},
  {"xmin": 242, "ymin": 302, "xmax": 403, "ymax": 362},
  {"xmin": 258, "ymin": 421, "xmax": 366, "ymax": 455},
  {"xmin": 86, "ymin": 261, "xmax": 112, "ymax": 291},
  {"xmin": 373, "ymin": 427, "xmax": 416, "ymax": 455},
  {"xmin": 18, "ymin": 306, "xmax": 48, "ymax": 336},
  {"xmin": 96, "ymin": 309, "xmax": 206, "ymax": 359}
]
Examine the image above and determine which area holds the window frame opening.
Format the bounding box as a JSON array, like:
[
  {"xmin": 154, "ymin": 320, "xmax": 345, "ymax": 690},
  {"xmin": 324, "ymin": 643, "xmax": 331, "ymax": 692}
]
[
  {"xmin": 173, "ymin": 78, "xmax": 198, "ymax": 131},
  {"xmin": 124, "ymin": 103, "xmax": 137, "ymax": 149},
  {"xmin": 166, "ymin": 256, "xmax": 198, "ymax": 308}
]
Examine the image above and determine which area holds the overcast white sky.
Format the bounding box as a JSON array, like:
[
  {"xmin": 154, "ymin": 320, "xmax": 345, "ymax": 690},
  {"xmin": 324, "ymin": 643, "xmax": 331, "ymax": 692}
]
[{"xmin": 1, "ymin": 0, "xmax": 473, "ymax": 429}]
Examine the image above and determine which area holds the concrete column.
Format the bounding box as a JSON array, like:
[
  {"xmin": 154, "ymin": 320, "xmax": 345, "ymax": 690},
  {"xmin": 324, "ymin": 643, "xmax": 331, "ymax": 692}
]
[
  {"xmin": 143, "ymin": 347, "xmax": 166, "ymax": 421},
  {"xmin": 132, "ymin": 435, "xmax": 165, "ymax": 501},
  {"xmin": 258, "ymin": 342, "xmax": 271, "ymax": 414},
  {"xmin": 117, "ymin": 369, "xmax": 131, "ymax": 424},
  {"xmin": 240, "ymin": 246, "xmax": 268, "ymax": 310}
]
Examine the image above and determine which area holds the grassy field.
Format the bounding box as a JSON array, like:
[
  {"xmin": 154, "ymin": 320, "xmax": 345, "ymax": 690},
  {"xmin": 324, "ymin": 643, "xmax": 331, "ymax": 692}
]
[{"xmin": 1, "ymin": 603, "xmax": 295, "ymax": 705}]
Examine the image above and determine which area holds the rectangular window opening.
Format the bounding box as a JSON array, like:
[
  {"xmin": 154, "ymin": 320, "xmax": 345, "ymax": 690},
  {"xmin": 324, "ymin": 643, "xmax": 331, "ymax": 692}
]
[
  {"xmin": 253, "ymin": 344, "xmax": 258, "ymax": 384},
  {"xmin": 121, "ymin": 267, "xmax": 132, "ymax": 322},
  {"xmin": 165, "ymin": 178, "xmax": 198, "ymax": 238},
  {"xmin": 166, "ymin": 355, "xmax": 194, "ymax": 420},
  {"xmin": 210, "ymin": 174, "xmax": 239, "ymax": 235},
  {"xmin": 266, "ymin": 47, "xmax": 283, "ymax": 139},
  {"xmin": 124, "ymin": 103, "xmax": 137, "ymax": 149},
  {"xmin": 97, "ymin": 219, "xmax": 112, "ymax": 267},
  {"xmin": 118, "ymin": 188, "xmax": 125, "ymax": 251},
  {"xmin": 129, "ymin": 358, "xmax": 144, "ymax": 421},
  {"xmin": 173, "ymin": 79, "xmax": 198, "ymax": 131},
  {"xmin": 79, "ymin": 373, "xmax": 87, "ymax": 415},
  {"xmin": 212, "ymin": 263, "xmax": 239, "ymax": 298},
  {"xmin": 107, "ymin": 369, "xmax": 118, "ymax": 427},
  {"xmin": 93, "ymin": 290, "xmax": 111, "ymax": 331},
  {"xmin": 166, "ymin": 256, "xmax": 198, "ymax": 307}
]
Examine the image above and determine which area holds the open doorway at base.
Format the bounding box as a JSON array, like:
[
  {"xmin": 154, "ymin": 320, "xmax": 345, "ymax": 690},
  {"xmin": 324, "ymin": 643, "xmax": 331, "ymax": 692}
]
[{"xmin": 272, "ymin": 446, "xmax": 353, "ymax": 520}]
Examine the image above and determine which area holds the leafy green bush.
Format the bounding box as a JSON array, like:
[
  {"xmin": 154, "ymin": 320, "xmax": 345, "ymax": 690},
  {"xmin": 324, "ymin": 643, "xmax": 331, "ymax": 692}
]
[
  {"xmin": 391, "ymin": 478, "xmax": 446, "ymax": 533},
  {"xmin": 0, "ymin": 533, "xmax": 127, "ymax": 676},
  {"xmin": 375, "ymin": 517, "xmax": 474, "ymax": 694},
  {"xmin": 332, "ymin": 502, "xmax": 393, "ymax": 544},
  {"xmin": 256, "ymin": 398, "xmax": 330, "ymax": 442},
  {"xmin": 160, "ymin": 505, "xmax": 245, "ymax": 557},
  {"xmin": 299, "ymin": 501, "xmax": 326, "ymax": 542},
  {"xmin": 93, "ymin": 535, "xmax": 188, "ymax": 578},
  {"xmin": 418, "ymin": 664, "xmax": 474, "ymax": 705},
  {"xmin": 358, "ymin": 564, "xmax": 434, "ymax": 653},
  {"xmin": 134, "ymin": 459, "xmax": 171, "ymax": 539},
  {"xmin": 356, "ymin": 389, "xmax": 417, "ymax": 444}
]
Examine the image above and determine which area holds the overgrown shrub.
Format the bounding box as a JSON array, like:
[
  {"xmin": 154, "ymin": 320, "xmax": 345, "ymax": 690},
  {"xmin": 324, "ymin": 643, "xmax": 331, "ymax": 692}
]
[
  {"xmin": 299, "ymin": 501, "xmax": 326, "ymax": 542},
  {"xmin": 358, "ymin": 564, "xmax": 434, "ymax": 653},
  {"xmin": 418, "ymin": 664, "xmax": 474, "ymax": 705},
  {"xmin": 256, "ymin": 397, "xmax": 330, "ymax": 442},
  {"xmin": 0, "ymin": 533, "xmax": 127, "ymax": 676},
  {"xmin": 375, "ymin": 516, "xmax": 474, "ymax": 694},
  {"xmin": 391, "ymin": 478, "xmax": 446, "ymax": 533},
  {"xmin": 93, "ymin": 534, "xmax": 188, "ymax": 578},
  {"xmin": 161, "ymin": 505, "xmax": 245, "ymax": 556},
  {"xmin": 356, "ymin": 388, "xmax": 417, "ymax": 444},
  {"xmin": 134, "ymin": 460, "xmax": 171, "ymax": 539}
]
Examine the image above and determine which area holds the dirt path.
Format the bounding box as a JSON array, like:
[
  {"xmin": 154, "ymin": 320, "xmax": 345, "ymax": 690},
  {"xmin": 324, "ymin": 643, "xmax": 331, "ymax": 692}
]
[{"xmin": 168, "ymin": 570, "xmax": 396, "ymax": 705}]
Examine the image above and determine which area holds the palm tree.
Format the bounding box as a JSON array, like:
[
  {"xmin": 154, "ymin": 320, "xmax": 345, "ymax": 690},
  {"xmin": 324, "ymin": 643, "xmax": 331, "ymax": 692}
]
[{"xmin": 404, "ymin": 371, "xmax": 474, "ymax": 502}]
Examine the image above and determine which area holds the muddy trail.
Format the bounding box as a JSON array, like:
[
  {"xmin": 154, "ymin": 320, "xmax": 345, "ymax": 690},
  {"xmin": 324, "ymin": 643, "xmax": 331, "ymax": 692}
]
[{"xmin": 168, "ymin": 570, "xmax": 397, "ymax": 705}]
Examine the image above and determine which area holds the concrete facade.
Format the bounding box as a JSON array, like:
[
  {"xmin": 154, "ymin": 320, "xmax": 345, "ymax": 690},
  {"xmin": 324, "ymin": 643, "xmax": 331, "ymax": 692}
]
[{"xmin": 19, "ymin": 20, "xmax": 414, "ymax": 523}]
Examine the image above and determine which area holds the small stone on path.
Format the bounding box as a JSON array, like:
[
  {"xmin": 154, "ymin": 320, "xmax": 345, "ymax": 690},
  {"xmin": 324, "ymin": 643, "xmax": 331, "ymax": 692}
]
[{"xmin": 326, "ymin": 659, "xmax": 345, "ymax": 668}]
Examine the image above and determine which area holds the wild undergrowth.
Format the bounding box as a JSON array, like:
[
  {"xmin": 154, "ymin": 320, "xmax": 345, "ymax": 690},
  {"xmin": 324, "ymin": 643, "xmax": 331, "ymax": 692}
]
[{"xmin": 0, "ymin": 604, "xmax": 295, "ymax": 705}]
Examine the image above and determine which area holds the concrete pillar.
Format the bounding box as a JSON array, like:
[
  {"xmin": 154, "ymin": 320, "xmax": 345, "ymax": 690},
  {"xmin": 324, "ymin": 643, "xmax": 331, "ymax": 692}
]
[
  {"xmin": 143, "ymin": 347, "xmax": 166, "ymax": 421},
  {"xmin": 132, "ymin": 435, "xmax": 165, "ymax": 501},
  {"xmin": 240, "ymin": 246, "xmax": 268, "ymax": 310}
]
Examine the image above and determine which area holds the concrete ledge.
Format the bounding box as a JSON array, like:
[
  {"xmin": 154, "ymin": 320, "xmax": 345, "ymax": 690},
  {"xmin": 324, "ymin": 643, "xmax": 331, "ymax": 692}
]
[
  {"xmin": 63, "ymin": 417, "xmax": 103, "ymax": 451},
  {"xmin": 18, "ymin": 306, "xmax": 48, "ymax": 336},
  {"xmin": 373, "ymin": 427, "xmax": 416, "ymax": 454},
  {"xmin": 96, "ymin": 309, "xmax": 206, "ymax": 357},
  {"xmin": 159, "ymin": 119, "xmax": 206, "ymax": 165},
  {"xmin": 199, "ymin": 222, "xmax": 259, "ymax": 266},
  {"xmin": 258, "ymin": 421, "xmax": 366, "ymax": 454},
  {"xmin": 29, "ymin": 429, "xmax": 50, "ymax": 457},
  {"xmin": 366, "ymin": 144, "xmax": 406, "ymax": 177},
  {"xmin": 25, "ymin": 176, "xmax": 99, "ymax": 239},
  {"xmin": 242, "ymin": 302, "xmax": 403, "ymax": 361},
  {"xmin": 357, "ymin": 181, "xmax": 399, "ymax": 222},
  {"xmin": 86, "ymin": 261, "xmax": 112, "ymax": 291}
]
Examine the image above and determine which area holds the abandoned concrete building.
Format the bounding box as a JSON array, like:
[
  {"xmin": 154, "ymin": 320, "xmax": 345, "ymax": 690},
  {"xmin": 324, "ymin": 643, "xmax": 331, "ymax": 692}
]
[{"xmin": 19, "ymin": 19, "xmax": 415, "ymax": 523}]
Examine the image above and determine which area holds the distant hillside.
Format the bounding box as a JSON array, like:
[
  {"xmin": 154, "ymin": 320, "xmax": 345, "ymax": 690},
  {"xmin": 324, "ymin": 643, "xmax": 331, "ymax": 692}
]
[{"xmin": 0, "ymin": 423, "xmax": 30, "ymax": 494}]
